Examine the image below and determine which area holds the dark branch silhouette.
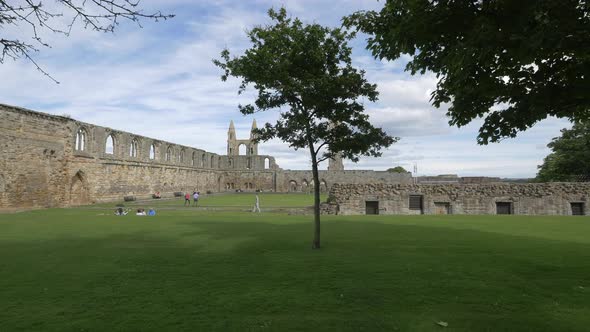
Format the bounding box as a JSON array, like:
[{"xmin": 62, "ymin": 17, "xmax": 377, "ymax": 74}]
[{"xmin": 0, "ymin": 0, "xmax": 174, "ymax": 83}]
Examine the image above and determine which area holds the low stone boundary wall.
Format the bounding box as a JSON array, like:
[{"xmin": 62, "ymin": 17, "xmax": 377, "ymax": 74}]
[{"xmin": 328, "ymin": 183, "xmax": 590, "ymax": 216}]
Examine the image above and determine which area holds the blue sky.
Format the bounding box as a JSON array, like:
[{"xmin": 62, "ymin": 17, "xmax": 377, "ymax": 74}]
[{"xmin": 0, "ymin": 0, "xmax": 570, "ymax": 177}]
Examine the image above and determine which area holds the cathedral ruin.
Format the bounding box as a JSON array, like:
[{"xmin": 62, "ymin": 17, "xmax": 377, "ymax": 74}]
[{"xmin": 0, "ymin": 103, "xmax": 588, "ymax": 215}]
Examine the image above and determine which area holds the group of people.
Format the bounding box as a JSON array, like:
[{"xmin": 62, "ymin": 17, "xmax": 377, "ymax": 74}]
[
  {"xmin": 115, "ymin": 207, "xmax": 156, "ymax": 216},
  {"xmin": 184, "ymin": 191, "xmax": 200, "ymax": 206}
]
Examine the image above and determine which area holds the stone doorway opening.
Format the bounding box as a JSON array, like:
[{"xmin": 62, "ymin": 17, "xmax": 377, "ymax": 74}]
[
  {"xmin": 365, "ymin": 201, "xmax": 379, "ymax": 215},
  {"xmin": 69, "ymin": 171, "xmax": 90, "ymax": 206},
  {"xmin": 434, "ymin": 202, "xmax": 451, "ymax": 214},
  {"xmin": 409, "ymin": 195, "xmax": 423, "ymax": 214},
  {"xmin": 571, "ymin": 202, "xmax": 585, "ymax": 216},
  {"xmin": 496, "ymin": 202, "xmax": 513, "ymax": 215}
]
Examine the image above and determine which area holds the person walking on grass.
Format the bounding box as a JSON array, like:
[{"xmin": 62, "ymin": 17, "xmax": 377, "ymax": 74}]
[
  {"xmin": 184, "ymin": 192, "xmax": 191, "ymax": 206},
  {"xmin": 193, "ymin": 191, "xmax": 200, "ymax": 207},
  {"xmin": 252, "ymin": 194, "xmax": 261, "ymax": 213}
]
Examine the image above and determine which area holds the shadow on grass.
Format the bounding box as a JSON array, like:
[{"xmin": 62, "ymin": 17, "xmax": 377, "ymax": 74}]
[{"xmin": 1, "ymin": 217, "xmax": 589, "ymax": 331}]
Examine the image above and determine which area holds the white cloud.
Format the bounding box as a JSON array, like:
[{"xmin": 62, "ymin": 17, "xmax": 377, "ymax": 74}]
[{"xmin": 0, "ymin": 1, "xmax": 571, "ymax": 178}]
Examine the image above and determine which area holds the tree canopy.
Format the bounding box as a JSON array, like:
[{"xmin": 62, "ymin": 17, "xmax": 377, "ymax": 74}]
[
  {"xmin": 0, "ymin": 0, "xmax": 173, "ymax": 82},
  {"xmin": 387, "ymin": 166, "xmax": 407, "ymax": 173},
  {"xmin": 215, "ymin": 8, "xmax": 397, "ymax": 249},
  {"xmin": 535, "ymin": 121, "xmax": 590, "ymax": 182},
  {"xmin": 344, "ymin": 0, "xmax": 590, "ymax": 144}
]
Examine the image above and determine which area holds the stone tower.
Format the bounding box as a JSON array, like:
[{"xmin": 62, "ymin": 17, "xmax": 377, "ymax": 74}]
[
  {"xmin": 326, "ymin": 121, "xmax": 344, "ymax": 171},
  {"xmin": 249, "ymin": 119, "xmax": 259, "ymax": 156},
  {"xmin": 328, "ymin": 153, "xmax": 344, "ymax": 171},
  {"xmin": 227, "ymin": 120, "xmax": 237, "ymax": 155},
  {"xmin": 227, "ymin": 120, "xmax": 258, "ymax": 156}
]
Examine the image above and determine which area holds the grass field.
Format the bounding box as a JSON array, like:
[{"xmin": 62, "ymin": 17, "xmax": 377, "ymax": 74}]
[
  {"xmin": 93, "ymin": 192, "xmax": 327, "ymax": 209},
  {"xmin": 1, "ymin": 194, "xmax": 590, "ymax": 331}
]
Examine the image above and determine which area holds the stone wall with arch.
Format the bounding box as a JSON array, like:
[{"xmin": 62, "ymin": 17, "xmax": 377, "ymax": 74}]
[{"xmin": 2, "ymin": 104, "xmax": 417, "ymax": 210}]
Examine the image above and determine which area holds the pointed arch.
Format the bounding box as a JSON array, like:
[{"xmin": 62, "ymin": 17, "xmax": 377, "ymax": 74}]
[
  {"xmin": 69, "ymin": 171, "xmax": 90, "ymax": 206},
  {"xmin": 289, "ymin": 180, "xmax": 298, "ymax": 192},
  {"xmin": 301, "ymin": 179, "xmax": 309, "ymax": 192},
  {"xmin": 149, "ymin": 143, "xmax": 156, "ymax": 160},
  {"xmin": 165, "ymin": 146, "xmax": 172, "ymax": 162},
  {"xmin": 105, "ymin": 134, "xmax": 115, "ymax": 154},
  {"xmin": 129, "ymin": 138, "xmax": 139, "ymax": 158},
  {"xmin": 320, "ymin": 179, "xmax": 328, "ymax": 193},
  {"xmin": 75, "ymin": 127, "xmax": 88, "ymax": 151},
  {"xmin": 238, "ymin": 143, "xmax": 246, "ymax": 155}
]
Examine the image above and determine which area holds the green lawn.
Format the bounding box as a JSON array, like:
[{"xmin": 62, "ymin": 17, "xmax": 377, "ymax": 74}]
[
  {"xmin": 94, "ymin": 192, "xmax": 326, "ymax": 209},
  {"xmin": 1, "ymin": 199, "xmax": 590, "ymax": 331}
]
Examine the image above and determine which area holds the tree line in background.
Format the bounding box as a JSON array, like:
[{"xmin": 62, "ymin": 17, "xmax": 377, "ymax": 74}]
[{"xmin": 535, "ymin": 121, "xmax": 590, "ymax": 182}]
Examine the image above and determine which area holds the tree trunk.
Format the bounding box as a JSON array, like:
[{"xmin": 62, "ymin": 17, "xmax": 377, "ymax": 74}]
[{"xmin": 309, "ymin": 145, "xmax": 321, "ymax": 249}]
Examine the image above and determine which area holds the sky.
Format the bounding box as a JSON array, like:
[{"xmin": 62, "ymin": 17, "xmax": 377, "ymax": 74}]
[{"xmin": 0, "ymin": 0, "xmax": 570, "ymax": 178}]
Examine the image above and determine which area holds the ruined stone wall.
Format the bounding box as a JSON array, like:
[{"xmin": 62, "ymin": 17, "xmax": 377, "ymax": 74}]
[
  {"xmin": 329, "ymin": 183, "xmax": 590, "ymax": 216},
  {"xmin": 0, "ymin": 105, "xmax": 71, "ymax": 209},
  {"xmin": 277, "ymin": 170, "xmax": 413, "ymax": 193},
  {"xmin": 0, "ymin": 104, "xmax": 227, "ymax": 209},
  {"xmin": 209, "ymin": 169, "xmax": 413, "ymax": 193},
  {"xmin": 1, "ymin": 104, "xmax": 417, "ymax": 210},
  {"xmin": 8, "ymin": 104, "xmax": 563, "ymax": 212}
]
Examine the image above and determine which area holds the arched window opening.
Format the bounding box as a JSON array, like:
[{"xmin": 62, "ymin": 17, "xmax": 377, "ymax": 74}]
[
  {"xmin": 320, "ymin": 180, "xmax": 328, "ymax": 193},
  {"xmin": 210, "ymin": 155, "xmax": 215, "ymax": 168},
  {"xmin": 192, "ymin": 152, "xmax": 197, "ymax": 166},
  {"xmin": 149, "ymin": 144, "xmax": 156, "ymax": 160},
  {"xmin": 247, "ymin": 158, "xmax": 251, "ymax": 169},
  {"xmin": 289, "ymin": 180, "xmax": 297, "ymax": 192},
  {"xmin": 264, "ymin": 158, "xmax": 270, "ymax": 169},
  {"xmin": 75, "ymin": 128, "xmax": 87, "ymax": 151},
  {"xmin": 218, "ymin": 157, "xmax": 222, "ymax": 168},
  {"xmin": 239, "ymin": 144, "xmax": 246, "ymax": 155},
  {"xmin": 105, "ymin": 135, "xmax": 115, "ymax": 154},
  {"xmin": 165, "ymin": 146, "xmax": 172, "ymax": 162},
  {"xmin": 228, "ymin": 158, "xmax": 233, "ymax": 167},
  {"xmin": 129, "ymin": 139, "xmax": 138, "ymax": 157},
  {"xmin": 302, "ymin": 180, "xmax": 309, "ymax": 192},
  {"xmin": 201, "ymin": 154, "xmax": 206, "ymax": 167},
  {"xmin": 179, "ymin": 149, "xmax": 184, "ymax": 163}
]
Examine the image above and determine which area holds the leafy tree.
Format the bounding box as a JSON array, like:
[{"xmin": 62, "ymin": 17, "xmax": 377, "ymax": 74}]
[
  {"xmin": 536, "ymin": 121, "xmax": 590, "ymax": 182},
  {"xmin": 215, "ymin": 8, "xmax": 397, "ymax": 249},
  {"xmin": 1, "ymin": 0, "xmax": 174, "ymax": 83},
  {"xmin": 344, "ymin": 1, "xmax": 590, "ymax": 144},
  {"xmin": 387, "ymin": 166, "xmax": 407, "ymax": 173}
]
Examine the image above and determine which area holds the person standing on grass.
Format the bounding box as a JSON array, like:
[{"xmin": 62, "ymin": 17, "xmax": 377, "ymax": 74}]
[
  {"xmin": 193, "ymin": 191, "xmax": 199, "ymax": 207},
  {"xmin": 252, "ymin": 194, "xmax": 261, "ymax": 213},
  {"xmin": 184, "ymin": 192, "xmax": 191, "ymax": 206}
]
